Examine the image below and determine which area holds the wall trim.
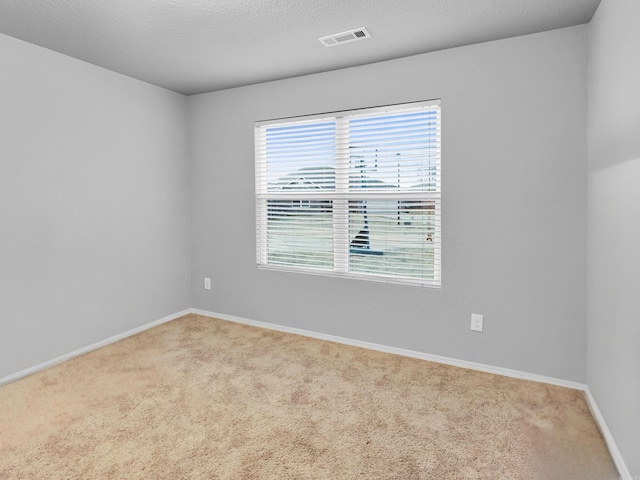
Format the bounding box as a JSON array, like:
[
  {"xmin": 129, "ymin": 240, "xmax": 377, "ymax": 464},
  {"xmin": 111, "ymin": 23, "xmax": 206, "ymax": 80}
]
[
  {"xmin": 1, "ymin": 307, "xmax": 630, "ymax": 477},
  {"xmin": 191, "ymin": 308, "xmax": 631, "ymax": 478},
  {"xmin": 190, "ymin": 308, "xmax": 584, "ymax": 389},
  {"xmin": 0, "ymin": 309, "xmax": 191, "ymax": 387},
  {"xmin": 583, "ymin": 387, "xmax": 633, "ymax": 480}
]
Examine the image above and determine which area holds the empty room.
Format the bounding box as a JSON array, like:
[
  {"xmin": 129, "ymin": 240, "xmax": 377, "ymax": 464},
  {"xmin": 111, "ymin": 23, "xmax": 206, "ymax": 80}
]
[{"xmin": 1, "ymin": 0, "xmax": 638, "ymax": 478}]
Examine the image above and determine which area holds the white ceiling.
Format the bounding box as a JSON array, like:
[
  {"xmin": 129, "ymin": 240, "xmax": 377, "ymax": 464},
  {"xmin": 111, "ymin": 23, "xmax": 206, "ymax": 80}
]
[{"xmin": 0, "ymin": 0, "xmax": 600, "ymax": 96}]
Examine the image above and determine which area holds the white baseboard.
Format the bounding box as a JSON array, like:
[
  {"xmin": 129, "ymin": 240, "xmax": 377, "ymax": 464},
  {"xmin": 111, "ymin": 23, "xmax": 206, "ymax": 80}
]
[
  {"xmin": 1, "ymin": 306, "xmax": 631, "ymax": 478},
  {"xmin": 583, "ymin": 387, "xmax": 633, "ymax": 480},
  {"xmin": 191, "ymin": 308, "xmax": 632, "ymax": 479},
  {"xmin": 0, "ymin": 309, "xmax": 191, "ymax": 387},
  {"xmin": 190, "ymin": 308, "xmax": 584, "ymax": 389}
]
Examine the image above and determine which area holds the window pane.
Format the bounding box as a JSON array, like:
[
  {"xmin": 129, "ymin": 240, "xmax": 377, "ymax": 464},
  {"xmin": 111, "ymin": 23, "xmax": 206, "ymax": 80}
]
[
  {"xmin": 348, "ymin": 111, "xmax": 439, "ymax": 192},
  {"xmin": 256, "ymin": 100, "xmax": 441, "ymax": 286},
  {"xmin": 266, "ymin": 200, "xmax": 334, "ymax": 269},
  {"xmin": 349, "ymin": 199, "xmax": 437, "ymax": 280},
  {"xmin": 265, "ymin": 122, "xmax": 336, "ymax": 192}
]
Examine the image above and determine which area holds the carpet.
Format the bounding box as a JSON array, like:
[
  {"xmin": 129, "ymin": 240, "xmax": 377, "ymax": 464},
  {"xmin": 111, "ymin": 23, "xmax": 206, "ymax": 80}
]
[{"xmin": 0, "ymin": 314, "xmax": 618, "ymax": 479}]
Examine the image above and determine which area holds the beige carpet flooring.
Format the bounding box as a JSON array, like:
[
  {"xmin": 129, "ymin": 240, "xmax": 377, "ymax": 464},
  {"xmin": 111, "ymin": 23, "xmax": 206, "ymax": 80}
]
[{"xmin": 0, "ymin": 314, "xmax": 618, "ymax": 479}]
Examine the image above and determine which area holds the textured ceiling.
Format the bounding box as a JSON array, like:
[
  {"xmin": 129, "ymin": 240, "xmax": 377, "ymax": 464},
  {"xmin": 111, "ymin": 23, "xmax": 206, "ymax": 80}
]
[{"xmin": 0, "ymin": 0, "xmax": 600, "ymax": 95}]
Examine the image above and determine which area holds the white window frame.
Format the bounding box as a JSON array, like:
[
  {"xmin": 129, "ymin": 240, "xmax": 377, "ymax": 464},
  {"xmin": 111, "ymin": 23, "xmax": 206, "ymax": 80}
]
[{"xmin": 255, "ymin": 100, "xmax": 441, "ymax": 287}]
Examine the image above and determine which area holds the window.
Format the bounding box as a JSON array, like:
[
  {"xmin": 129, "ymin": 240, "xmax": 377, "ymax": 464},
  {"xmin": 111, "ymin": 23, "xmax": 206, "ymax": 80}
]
[{"xmin": 255, "ymin": 100, "xmax": 441, "ymax": 287}]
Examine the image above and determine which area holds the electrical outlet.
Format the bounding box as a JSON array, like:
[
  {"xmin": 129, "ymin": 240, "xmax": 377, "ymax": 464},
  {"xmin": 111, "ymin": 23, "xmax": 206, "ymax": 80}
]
[
  {"xmin": 471, "ymin": 314, "xmax": 483, "ymax": 332},
  {"xmin": 204, "ymin": 277, "xmax": 211, "ymax": 290}
]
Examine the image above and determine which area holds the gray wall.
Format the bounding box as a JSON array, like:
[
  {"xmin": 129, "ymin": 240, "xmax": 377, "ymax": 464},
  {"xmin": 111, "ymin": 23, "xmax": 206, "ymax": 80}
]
[
  {"xmin": 189, "ymin": 26, "xmax": 588, "ymax": 382},
  {"xmin": 587, "ymin": 0, "xmax": 640, "ymax": 474},
  {"xmin": 2, "ymin": 11, "xmax": 635, "ymax": 470},
  {"xmin": 0, "ymin": 33, "xmax": 191, "ymax": 379}
]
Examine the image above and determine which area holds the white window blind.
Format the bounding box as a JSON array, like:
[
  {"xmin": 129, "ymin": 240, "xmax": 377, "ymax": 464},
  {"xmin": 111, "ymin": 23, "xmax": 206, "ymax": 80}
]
[{"xmin": 255, "ymin": 100, "xmax": 441, "ymax": 287}]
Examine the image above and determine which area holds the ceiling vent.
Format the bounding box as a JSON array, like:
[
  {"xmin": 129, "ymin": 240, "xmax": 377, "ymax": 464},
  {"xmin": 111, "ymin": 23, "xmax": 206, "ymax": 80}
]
[{"xmin": 318, "ymin": 27, "xmax": 371, "ymax": 47}]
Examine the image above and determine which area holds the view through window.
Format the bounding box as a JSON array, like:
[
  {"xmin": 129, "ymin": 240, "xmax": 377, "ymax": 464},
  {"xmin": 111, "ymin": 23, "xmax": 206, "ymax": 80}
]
[{"xmin": 255, "ymin": 100, "xmax": 441, "ymax": 286}]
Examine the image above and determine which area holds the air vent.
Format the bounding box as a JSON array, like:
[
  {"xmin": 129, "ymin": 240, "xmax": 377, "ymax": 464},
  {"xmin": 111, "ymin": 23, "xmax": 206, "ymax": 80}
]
[{"xmin": 318, "ymin": 27, "xmax": 371, "ymax": 47}]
